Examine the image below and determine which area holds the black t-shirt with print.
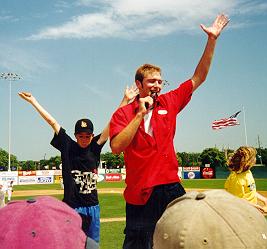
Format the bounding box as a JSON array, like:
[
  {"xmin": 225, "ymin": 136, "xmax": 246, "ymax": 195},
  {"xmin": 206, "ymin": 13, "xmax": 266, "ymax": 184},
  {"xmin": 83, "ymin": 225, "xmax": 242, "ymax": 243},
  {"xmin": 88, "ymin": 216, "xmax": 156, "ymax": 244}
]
[{"xmin": 51, "ymin": 127, "xmax": 105, "ymax": 208}]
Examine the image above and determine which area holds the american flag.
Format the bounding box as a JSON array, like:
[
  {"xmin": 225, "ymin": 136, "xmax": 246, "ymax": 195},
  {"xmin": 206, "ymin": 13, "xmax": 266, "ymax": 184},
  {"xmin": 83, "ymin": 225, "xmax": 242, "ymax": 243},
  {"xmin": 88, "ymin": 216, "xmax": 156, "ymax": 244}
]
[{"xmin": 212, "ymin": 111, "xmax": 241, "ymax": 130}]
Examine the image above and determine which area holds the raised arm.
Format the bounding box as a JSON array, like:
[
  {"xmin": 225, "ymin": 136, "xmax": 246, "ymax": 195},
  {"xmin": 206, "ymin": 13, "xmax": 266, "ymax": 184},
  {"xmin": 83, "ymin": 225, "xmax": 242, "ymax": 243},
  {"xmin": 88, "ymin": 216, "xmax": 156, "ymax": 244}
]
[
  {"xmin": 96, "ymin": 85, "xmax": 139, "ymax": 145},
  {"xmin": 18, "ymin": 92, "xmax": 60, "ymax": 134},
  {"xmin": 110, "ymin": 95, "xmax": 153, "ymax": 154},
  {"xmin": 191, "ymin": 14, "xmax": 229, "ymax": 92}
]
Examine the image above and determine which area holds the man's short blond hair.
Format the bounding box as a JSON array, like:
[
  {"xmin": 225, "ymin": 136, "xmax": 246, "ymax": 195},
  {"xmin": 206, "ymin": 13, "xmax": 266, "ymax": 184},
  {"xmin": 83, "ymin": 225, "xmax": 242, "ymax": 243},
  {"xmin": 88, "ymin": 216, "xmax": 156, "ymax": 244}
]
[
  {"xmin": 227, "ymin": 146, "xmax": 257, "ymax": 173},
  {"xmin": 135, "ymin": 64, "xmax": 161, "ymax": 83}
]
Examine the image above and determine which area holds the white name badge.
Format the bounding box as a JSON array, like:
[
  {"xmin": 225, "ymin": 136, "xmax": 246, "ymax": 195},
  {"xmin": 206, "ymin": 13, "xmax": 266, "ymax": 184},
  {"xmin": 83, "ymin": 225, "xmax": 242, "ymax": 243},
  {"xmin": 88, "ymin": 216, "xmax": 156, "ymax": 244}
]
[{"xmin": 158, "ymin": 110, "xmax": 168, "ymax": 115}]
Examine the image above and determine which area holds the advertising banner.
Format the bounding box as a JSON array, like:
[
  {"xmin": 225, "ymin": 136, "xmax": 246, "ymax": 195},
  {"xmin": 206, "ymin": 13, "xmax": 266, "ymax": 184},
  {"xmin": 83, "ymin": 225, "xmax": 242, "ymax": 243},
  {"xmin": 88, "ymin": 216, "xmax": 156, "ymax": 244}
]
[
  {"xmin": 0, "ymin": 176, "xmax": 18, "ymax": 185},
  {"xmin": 18, "ymin": 171, "xmax": 36, "ymax": 176},
  {"xmin": 201, "ymin": 167, "xmax": 216, "ymax": 179},
  {"xmin": 183, "ymin": 166, "xmax": 201, "ymax": 179},
  {"xmin": 18, "ymin": 176, "xmax": 36, "ymax": 185},
  {"xmin": 54, "ymin": 170, "xmax": 62, "ymax": 176},
  {"xmin": 105, "ymin": 169, "xmax": 121, "ymax": 174},
  {"xmin": 0, "ymin": 171, "xmax": 18, "ymax": 177},
  {"xmin": 105, "ymin": 173, "xmax": 122, "ymax": 182},
  {"xmin": 0, "ymin": 171, "xmax": 18, "ymax": 185},
  {"xmin": 36, "ymin": 176, "xmax": 54, "ymax": 184},
  {"xmin": 36, "ymin": 170, "xmax": 55, "ymax": 176}
]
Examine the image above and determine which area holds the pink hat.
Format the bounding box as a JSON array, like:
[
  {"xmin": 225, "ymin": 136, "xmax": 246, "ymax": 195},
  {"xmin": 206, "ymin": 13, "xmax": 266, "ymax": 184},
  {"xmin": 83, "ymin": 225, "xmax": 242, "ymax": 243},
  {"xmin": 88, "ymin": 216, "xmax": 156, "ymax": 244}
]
[{"xmin": 0, "ymin": 196, "xmax": 87, "ymax": 249}]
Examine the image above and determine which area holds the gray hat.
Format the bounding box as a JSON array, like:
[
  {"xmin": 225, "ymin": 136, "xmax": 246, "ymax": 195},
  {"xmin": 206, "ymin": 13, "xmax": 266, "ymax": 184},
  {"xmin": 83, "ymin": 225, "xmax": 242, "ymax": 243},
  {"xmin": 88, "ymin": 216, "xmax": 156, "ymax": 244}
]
[{"xmin": 153, "ymin": 190, "xmax": 267, "ymax": 249}]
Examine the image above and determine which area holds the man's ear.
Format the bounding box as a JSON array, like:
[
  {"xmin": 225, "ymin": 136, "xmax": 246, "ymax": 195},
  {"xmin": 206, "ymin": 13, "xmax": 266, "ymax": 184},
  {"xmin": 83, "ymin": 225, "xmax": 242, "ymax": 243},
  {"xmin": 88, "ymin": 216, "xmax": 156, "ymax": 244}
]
[{"xmin": 136, "ymin": 80, "xmax": 142, "ymax": 89}]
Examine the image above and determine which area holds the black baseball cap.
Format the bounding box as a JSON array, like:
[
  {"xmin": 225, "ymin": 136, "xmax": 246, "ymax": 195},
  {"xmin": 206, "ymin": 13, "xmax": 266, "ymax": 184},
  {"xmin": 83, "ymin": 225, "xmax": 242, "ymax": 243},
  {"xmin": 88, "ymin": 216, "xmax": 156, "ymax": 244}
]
[{"xmin": 74, "ymin": 119, "xmax": 94, "ymax": 134}]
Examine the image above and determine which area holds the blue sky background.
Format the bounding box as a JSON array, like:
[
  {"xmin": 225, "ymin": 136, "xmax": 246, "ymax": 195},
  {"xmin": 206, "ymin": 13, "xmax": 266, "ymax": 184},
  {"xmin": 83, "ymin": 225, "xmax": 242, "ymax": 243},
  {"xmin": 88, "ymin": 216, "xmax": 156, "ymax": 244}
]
[{"xmin": 0, "ymin": 0, "xmax": 266, "ymax": 161}]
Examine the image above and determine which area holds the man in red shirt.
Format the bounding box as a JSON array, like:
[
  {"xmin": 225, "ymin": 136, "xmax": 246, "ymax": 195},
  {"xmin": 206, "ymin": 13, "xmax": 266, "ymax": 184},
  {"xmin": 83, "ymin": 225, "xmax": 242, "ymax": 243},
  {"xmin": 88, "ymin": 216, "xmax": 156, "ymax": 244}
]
[{"xmin": 110, "ymin": 14, "xmax": 229, "ymax": 249}]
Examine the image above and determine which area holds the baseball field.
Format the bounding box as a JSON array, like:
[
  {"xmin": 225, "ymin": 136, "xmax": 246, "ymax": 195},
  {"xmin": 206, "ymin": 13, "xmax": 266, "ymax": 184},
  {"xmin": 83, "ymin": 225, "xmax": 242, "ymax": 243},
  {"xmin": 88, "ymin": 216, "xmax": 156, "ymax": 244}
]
[{"xmin": 9, "ymin": 179, "xmax": 267, "ymax": 249}]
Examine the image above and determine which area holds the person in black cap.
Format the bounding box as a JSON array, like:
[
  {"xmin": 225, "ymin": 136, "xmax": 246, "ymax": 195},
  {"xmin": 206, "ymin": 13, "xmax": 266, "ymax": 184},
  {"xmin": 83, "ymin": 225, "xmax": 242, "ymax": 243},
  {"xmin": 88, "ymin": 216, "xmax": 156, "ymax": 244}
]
[{"xmin": 18, "ymin": 86, "xmax": 138, "ymax": 244}]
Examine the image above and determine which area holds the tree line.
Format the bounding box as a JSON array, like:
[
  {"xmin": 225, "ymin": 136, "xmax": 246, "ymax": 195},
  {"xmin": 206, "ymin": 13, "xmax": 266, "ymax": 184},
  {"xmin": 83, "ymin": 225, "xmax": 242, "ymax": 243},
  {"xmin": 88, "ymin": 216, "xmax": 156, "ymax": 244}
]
[{"xmin": 0, "ymin": 147, "xmax": 266, "ymax": 171}]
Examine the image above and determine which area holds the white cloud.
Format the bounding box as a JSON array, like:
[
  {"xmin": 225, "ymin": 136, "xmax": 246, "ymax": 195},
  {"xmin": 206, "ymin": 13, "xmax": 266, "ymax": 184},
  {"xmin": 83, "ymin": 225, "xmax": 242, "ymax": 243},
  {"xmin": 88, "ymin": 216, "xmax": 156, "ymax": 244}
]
[
  {"xmin": 0, "ymin": 14, "xmax": 19, "ymax": 22},
  {"xmin": 232, "ymin": 1, "xmax": 267, "ymax": 15},
  {"xmin": 26, "ymin": 0, "xmax": 266, "ymax": 40},
  {"xmin": 28, "ymin": 12, "xmax": 124, "ymax": 40}
]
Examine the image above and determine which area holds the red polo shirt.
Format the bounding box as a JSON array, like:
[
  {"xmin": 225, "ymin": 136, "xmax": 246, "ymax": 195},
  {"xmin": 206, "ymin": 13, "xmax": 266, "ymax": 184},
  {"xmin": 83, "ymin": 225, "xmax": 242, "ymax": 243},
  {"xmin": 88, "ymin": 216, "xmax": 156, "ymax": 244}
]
[{"xmin": 110, "ymin": 79, "xmax": 193, "ymax": 205}]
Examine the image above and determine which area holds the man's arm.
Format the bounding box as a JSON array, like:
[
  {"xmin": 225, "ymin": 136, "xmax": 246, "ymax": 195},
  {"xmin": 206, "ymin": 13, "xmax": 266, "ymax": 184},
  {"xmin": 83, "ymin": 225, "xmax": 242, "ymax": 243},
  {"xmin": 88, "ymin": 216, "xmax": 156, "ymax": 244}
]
[
  {"xmin": 97, "ymin": 85, "xmax": 139, "ymax": 145},
  {"xmin": 110, "ymin": 95, "xmax": 153, "ymax": 154},
  {"xmin": 191, "ymin": 14, "xmax": 229, "ymax": 92},
  {"xmin": 18, "ymin": 92, "xmax": 60, "ymax": 134}
]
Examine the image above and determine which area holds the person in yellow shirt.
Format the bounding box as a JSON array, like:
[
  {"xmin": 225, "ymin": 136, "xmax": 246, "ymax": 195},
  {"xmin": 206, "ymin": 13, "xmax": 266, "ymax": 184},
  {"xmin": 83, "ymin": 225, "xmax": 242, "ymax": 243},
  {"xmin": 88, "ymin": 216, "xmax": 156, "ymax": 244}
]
[{"xmin": 225, "ymin": 146, "xmax": 267, "ymax": 214}]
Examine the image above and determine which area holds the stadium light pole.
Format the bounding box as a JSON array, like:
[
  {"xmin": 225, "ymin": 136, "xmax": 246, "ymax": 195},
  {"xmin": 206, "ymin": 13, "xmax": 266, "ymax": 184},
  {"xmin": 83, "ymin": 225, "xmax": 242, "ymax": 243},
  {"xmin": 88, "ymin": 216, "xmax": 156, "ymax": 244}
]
[
  {"xmin": 0, "ymin": 72, "xmax": 21, "ymax": 171},
  {"xmin": 242, "ymin": 106, "xmax": 248, "ymax": 146}
]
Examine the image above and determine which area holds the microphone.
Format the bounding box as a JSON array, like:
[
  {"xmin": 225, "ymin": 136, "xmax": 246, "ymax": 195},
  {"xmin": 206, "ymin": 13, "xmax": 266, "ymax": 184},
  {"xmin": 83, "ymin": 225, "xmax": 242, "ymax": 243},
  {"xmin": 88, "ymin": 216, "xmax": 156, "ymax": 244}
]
[{"xmin": 145, "ymin": 92, "xmax": 158, "ymax": 110}]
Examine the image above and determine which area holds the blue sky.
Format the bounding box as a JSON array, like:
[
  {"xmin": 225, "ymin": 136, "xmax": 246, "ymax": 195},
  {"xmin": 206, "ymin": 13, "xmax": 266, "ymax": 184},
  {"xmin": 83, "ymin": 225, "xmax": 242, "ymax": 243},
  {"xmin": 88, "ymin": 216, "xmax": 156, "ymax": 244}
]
[{"xmin": 0, "ymin": 0, "xmax": 266, "ymax": 161}]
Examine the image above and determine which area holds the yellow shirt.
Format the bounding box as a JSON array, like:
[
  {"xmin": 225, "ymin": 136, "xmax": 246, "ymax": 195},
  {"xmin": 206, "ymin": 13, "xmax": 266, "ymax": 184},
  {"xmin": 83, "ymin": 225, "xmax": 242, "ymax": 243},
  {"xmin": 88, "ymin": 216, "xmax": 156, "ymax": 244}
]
[{"xmin": 224, "ymin": 170, "xmax": 257, "ymax": 204}]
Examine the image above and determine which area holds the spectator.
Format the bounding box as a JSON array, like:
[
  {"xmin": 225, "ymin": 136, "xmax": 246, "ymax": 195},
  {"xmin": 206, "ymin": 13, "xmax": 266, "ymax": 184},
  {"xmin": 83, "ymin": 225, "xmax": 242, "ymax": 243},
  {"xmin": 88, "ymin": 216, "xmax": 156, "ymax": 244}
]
[
  {"xmin": 225, "ymin": 146, "xmax": 267, "ymax": 214},
  {"xmin": 153, "ymin": 190, "xmax": 267, "ymax": 249},
  {"xmin": 0, "ymin": 196, "xmax": 98, "ymax": 249}
]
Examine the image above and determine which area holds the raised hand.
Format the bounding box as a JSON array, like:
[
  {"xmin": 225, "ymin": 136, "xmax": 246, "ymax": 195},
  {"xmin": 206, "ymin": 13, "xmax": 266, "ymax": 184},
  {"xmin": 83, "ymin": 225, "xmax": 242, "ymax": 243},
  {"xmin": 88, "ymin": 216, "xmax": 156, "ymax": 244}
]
[
  {"xmin": 18, "ymin": 92, "xmax": 36, "ymax": 104},
  {"xmin": 200, "ymin": 14, "xmax": 229, "ymax": 39},
  {"xmin": 124, "ymin": 84, "xmax": 139, "ymax": 103}
]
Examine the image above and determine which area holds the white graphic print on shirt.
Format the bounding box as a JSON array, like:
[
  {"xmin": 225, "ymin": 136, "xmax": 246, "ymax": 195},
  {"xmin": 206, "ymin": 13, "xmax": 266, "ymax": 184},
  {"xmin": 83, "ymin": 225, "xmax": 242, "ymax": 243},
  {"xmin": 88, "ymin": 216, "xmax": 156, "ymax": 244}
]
[{"xmin": 71, "ymin": 170, "xmax": 98, "ymax": 194}]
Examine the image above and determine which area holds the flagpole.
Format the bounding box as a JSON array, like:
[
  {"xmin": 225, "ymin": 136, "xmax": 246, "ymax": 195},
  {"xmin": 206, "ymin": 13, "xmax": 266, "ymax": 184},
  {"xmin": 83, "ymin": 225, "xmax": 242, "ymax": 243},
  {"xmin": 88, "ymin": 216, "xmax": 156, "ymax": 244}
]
[{"xmin": 242, "ymin": 106, "xmax": 248, "ymax": 146}]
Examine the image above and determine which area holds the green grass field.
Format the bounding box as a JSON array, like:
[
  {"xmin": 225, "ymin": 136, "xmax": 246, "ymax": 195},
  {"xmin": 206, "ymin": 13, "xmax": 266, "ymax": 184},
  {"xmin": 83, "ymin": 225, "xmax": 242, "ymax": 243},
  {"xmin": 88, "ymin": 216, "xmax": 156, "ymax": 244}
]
[
  {"xmin": 8, "ymin": 179, "xmax": 267, "ymax": 249},
  {"xmin": 101, "ymin": 221, "xmax": 125, "ymax": 248},
  {"xmin": 182, "ymin": 178, "xmax": 267, "ymax": 190}
]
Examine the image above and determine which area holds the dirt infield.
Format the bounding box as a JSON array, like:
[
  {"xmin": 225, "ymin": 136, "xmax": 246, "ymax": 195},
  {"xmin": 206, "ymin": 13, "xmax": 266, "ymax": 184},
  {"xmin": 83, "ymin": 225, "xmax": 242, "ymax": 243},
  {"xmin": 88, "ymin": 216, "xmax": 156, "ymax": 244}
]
[{"xmin": 12, "ymin": 188, "xmax": 125, "ymax": 197}]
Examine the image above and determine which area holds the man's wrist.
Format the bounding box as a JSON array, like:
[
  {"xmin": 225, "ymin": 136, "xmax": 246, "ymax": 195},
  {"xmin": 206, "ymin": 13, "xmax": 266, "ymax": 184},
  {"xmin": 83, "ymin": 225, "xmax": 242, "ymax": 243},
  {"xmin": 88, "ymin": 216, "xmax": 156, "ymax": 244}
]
[
  {"xmin": 208, "ymin": 34, "xmax": 218, "ymax": 41},
  {"xmin": 136, "ymin": 112, "xmax": 145, "ymax": 119}
]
